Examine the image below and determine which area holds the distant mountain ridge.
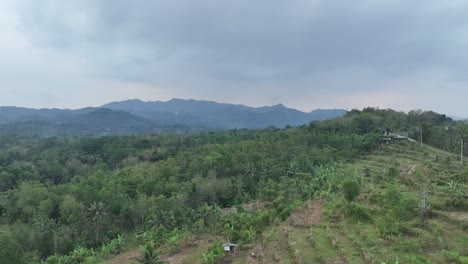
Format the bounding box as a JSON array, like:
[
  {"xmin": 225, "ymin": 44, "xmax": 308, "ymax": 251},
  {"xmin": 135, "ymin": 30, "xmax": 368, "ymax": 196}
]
[
  {"xmin": 0, "ymin": 99, "xmax": 346, "ymax": 136},
  {"xmin": 102, "ymin": 98, "xmax": 346, "ymax": 129}
]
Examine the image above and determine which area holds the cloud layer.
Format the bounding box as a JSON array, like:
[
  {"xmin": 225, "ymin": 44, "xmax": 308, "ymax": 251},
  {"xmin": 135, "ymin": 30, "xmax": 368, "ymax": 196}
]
[{"xmin": 1, "ymin": 0, "xmax": 468, "ymax": 115}]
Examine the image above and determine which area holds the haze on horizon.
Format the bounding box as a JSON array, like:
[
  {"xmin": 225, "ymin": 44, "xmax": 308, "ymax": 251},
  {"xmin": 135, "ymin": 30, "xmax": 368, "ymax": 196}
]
[{"xmin": 1, "ymin": 1, "xmax": 468, "ymax": 116}]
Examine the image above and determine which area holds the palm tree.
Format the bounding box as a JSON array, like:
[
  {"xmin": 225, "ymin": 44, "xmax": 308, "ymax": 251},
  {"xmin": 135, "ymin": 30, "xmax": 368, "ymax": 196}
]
[
  {"xmin": 136, "ymin": 242, "xmax": 164, "ymax": 264},
  {"xmin": 88, "ymin": 202, "xmax": 107, "ymax": 246}
]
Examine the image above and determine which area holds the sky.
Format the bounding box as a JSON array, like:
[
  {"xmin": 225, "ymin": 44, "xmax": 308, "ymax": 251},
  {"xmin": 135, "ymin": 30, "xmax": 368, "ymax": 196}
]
[{"xmin": 1, "ymin": 0, "xmax": 468, "ymax": 116}]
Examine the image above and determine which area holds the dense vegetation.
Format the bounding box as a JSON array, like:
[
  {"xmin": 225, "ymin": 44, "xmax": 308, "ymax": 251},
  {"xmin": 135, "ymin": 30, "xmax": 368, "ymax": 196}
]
[{"xmin": 0, "ymin": 108, "xmax": 466, "ymax": 263}]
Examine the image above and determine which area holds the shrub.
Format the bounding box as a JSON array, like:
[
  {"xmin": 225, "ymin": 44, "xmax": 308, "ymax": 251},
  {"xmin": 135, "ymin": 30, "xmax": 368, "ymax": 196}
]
[
  {"xmin": 441, "ymin": 250, "xmax": 459, "ymax": 261},
  {"xmin": 459, "ymin": 256, "xmax": 468, "ymax": 264},
  {"xmin": 100, "ymin": 234, "xmax": 125, "ymax": 255},
  {"xmin": 348, "ymin": 203, "xmax": 371, "ymax": 222},
  {"xmin": 387, "ymin": 167, "xmax": 399, "ymax": 179},
  {"xmin": 343, "ymin": 179, "xmax": 360, "ymax": 202},
  {"xmin": 376, "ymin": 215, "xmax": 402, "ymax": 237},
  {"xmin": 202, "ymin": 243, "xmax": 225, "ymax": 264},
  {"xmin": 71, "ymin": 246, "xmax": 95, "ymax": 263},
  {"xmin": 136, "ymin": 242, "xmax": 163, "ymax": 264}
]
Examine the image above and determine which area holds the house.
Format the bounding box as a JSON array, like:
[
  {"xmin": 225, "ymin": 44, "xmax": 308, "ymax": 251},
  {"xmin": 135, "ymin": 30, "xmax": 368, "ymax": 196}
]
[
  {"xmin": 382, "ymin": 129, "xmax": 393, "ymax": 144},
  {"xmin": 222, "ymin": 242, "xmax": 238, "ymax": 253},
  {"xmin": 382, "ymin": 130, "xmax": 410, "ymax": 143}
]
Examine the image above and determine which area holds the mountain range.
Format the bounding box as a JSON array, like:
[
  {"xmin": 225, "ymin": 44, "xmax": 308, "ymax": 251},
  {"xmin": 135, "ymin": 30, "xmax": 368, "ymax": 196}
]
[{"xmin": 0, "ymin": 99, "xmax": 346, "ymax": 136}]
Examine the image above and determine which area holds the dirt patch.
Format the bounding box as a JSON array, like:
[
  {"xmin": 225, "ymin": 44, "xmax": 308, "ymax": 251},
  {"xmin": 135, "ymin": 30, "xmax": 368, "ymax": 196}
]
[
  {"xmin": 164, "ymin": 239, "xmax": 204, "ymax": 263},
  {"xmin": 221, "ymin": 207, "xmax": 232, "ymax": 215},
  {"xmin": 407, "ymin": 164, "xmax": 417, "ymax": 174},
  {"xmin": 102, "ymin": 248, "xmax": 140, "ymax": 264},
  {"xmin": 243, "ymin": 201, "xmax": 266, "ymax": 211},
  {"xmin": 163, "ymin": 236, "xmax": 221, "ymax": 264},
  {"xmin": 290, "ymin": 199, "xmax": 325, "ymax": 227},
  {"xmin": 246, "ymin": 254, "xmax": 260, "ymax": 264},
  {"xmin": 435, "ymin": 210, "xmax": 468, "ymax": 222},
  {"xmin": 245, "ymin": 244, "xmax": 263, "ymax": 264},
  {"xmin": 166, "ymin": 246, "xmax": 192, "ymax": 263},
  {"xmin": 408, "ymin": 164, "xmax": 429, "ymax": 175}
]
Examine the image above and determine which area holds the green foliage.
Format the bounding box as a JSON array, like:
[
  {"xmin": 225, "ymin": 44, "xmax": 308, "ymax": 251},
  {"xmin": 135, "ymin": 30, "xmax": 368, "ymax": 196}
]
[
  {"xmin": 202, "ymin": 243, "xmax": 225, "ymax": 264},
  {"xmin": 387, "ymin": 167, "xmax": 399, "ymax": 179},
  {"xmin": 0, "ymin": 232, "xmax": 21, "ymax": 264},
  {"xmin": 167, "ymin": 228, "xmax": 182, "ymax": 253},
  {"xmin": 100, "ymin": 234, "xmax": 126, "ymax": 256},
  {"xmin": 460, "ymin": 256, "xmax": 468, "ymax": 264},
  {"xmin": 342, "ymin": 179, "xmax": 361, "ymax": 202},
  {"xmin": 376, "ymin": 186, "xmax": 418, "ymax": 236},
  {"xmin": 71, "ymin": 246, "xmax": 96, "ymax": 263},
  {"xmin": 441, "ymin": 250, "xmax": 460, "ymax": 261},
  {"xmin": 136, "ymin": 242, "xmax": 163, "ymax": 264},
  {"xmin": 446, "ymin": 180, "xmax": 466, "ymax": 208},
  {"xmin": 346, "ymin": 203, "xmax": 371, "ymax": 222}
]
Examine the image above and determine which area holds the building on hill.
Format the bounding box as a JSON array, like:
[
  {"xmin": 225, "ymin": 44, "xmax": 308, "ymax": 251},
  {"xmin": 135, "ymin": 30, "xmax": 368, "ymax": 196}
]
[{"xmin": 382, "ymin": 129, "xmax": 410, "ymax": 143}]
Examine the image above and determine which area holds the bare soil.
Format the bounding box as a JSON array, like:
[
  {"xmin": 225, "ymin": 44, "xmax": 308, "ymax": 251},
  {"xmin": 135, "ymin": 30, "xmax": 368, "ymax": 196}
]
[{"xmin": 289, "ymin": 199, "xmax": 325, "ymax": 227}]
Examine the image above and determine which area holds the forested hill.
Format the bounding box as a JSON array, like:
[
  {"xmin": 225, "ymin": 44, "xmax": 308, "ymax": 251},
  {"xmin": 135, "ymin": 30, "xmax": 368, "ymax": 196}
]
[
  {"xmin": 0, "ymin": 99, "xmax": 346, "ymax": 137},
  {"xmin": 102, "ymin": 98, "xmax": 346, "ymax": 129},
  {"xmin": 0, "ymin": 108, "xmax": 466, "ymax": 263}
]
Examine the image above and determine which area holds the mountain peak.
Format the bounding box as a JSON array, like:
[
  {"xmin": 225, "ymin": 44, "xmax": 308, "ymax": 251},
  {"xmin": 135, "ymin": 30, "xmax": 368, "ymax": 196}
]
[
  {"xmin": 102, "ymin": 99, "xmax": 145, "ymax": 108},
  {"xmin": 272, "ymin": 103, "xmax": 285, "ymax": 108},
  {"xmin": 124, "ymin": 99, "xmax": 145, "ymax": 103}
]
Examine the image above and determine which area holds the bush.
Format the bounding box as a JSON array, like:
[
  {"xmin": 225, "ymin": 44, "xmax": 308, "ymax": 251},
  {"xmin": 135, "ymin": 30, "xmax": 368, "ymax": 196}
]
[
  {"xmin": 100, "ymin": 234, "xmax": 125, "ymax": 255},
  {"xmin": 347, "ymin": 203, "xmax": 371, "ymax": 222},
  {"xmin": 136, "ymin": 242, "xmax": 163, "ymax": 264},
  {"xmin": 71, "ymin": 246, "xmax": 95, "ymax": 263},
  {"xmin": 387, "ymin": 167, "xmax": 399, "ymax": 179},
  {"xmin": 376, "ymin": 215, "xmax": 403, "ymax": 237},
  {"xmin": 343, "ymin": 179, "xmax": 360, "ymax": 202},
  {"xmin": 441, "ymin": 250, "xmax": 459, "ymax": 261},
  {"xmin": 459, "ymin": 256, "xmax": 468, "ymax": 264},
  {"xmin": 202, "ymin": 243, "xmax": 225, "ymax": 264}
]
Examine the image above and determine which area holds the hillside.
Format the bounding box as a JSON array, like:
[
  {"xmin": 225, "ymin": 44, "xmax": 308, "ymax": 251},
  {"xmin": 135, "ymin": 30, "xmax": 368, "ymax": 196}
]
[
  {"xmin": 0, "ymin": 108, "xmax": 208, "ymax": 137},
  {"xmin": 105, "ymin": 142, "xmax": 468, "ymax": 264},
  {"xmin": 0, "ymin": 108, "xmax": 466, "ymax": 264}
]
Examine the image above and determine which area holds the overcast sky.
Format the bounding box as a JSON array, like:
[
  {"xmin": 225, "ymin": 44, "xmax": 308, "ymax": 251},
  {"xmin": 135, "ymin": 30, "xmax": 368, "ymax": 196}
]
[{"xmin": 1, "ymin": 0, "xmax": 467, "ymax": 116}]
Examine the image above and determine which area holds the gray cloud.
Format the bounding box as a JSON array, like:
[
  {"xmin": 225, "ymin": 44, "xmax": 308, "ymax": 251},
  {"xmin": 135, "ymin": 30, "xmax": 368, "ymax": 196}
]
[{"xmin": 2, "ymin": 0, "xmax": 468, "ymax": 114}]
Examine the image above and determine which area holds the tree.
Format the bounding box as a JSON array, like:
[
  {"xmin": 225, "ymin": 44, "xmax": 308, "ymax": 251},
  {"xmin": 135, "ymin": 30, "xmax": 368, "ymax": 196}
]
[
  {"xmin": 413, "ymin": 167, "xmax": 432, "ymax": 224},
  {"xmin": 455, "ymin": 124, "xmax": 468, "ymax": 164},
  {"xmin": 408, "ymin": 109, "xmax": 424, "ymax": 145},
  {"xmin": 88, "ymin": 202, "xmax": 108, "ymax": 246}
]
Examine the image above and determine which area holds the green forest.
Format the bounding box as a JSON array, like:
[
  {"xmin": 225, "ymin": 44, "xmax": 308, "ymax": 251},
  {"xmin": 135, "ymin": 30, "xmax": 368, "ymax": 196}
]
[{"xmin": 0, "ymin": 108, "xmax": 467, "ymax": 264}]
